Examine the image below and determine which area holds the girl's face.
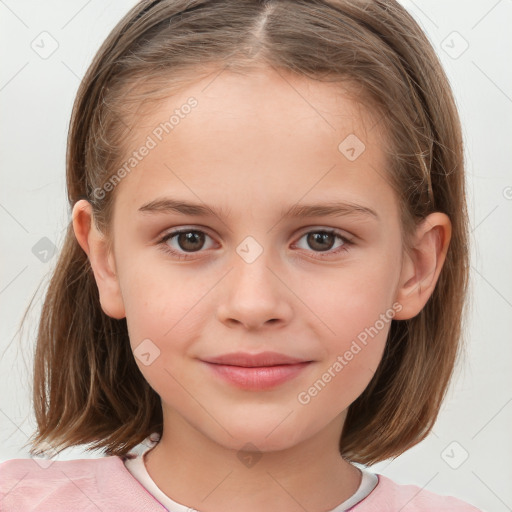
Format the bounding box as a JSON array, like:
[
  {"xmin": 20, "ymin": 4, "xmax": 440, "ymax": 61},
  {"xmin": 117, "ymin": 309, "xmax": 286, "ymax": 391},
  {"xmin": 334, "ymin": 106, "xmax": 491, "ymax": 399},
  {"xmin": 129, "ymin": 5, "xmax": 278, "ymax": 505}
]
[{"xmin": 89, "ymin": 67, "xmax": 414, "ymax": 451}]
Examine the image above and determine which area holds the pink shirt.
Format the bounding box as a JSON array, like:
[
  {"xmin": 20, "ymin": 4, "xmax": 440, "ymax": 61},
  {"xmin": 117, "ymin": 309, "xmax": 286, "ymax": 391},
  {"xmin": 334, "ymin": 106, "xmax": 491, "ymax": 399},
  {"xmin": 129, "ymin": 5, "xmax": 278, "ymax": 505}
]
[{"xmin": 0, "ymin": 456, "xmax": 481, "ymax": 511}]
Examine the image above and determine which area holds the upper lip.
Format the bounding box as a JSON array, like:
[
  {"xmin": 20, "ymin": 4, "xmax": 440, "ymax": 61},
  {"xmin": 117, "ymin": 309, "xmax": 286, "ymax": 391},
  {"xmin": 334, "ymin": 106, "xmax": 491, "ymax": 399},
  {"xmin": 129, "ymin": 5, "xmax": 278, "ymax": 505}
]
[{"xmin": 201, "ymin": 351, "xmax": 311, "ymax": 367}]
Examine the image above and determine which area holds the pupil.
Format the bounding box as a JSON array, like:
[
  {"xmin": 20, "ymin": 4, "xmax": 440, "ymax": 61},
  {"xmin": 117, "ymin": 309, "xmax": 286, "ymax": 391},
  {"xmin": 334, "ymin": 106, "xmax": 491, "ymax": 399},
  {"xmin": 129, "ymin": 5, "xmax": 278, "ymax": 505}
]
[
  {"xmin": 179, "ymin": 232, "xmax": 204, "ymax": 252},
  {"xmin": 308, "ymin": 232, "xmax": 333, "ymax": 252}
]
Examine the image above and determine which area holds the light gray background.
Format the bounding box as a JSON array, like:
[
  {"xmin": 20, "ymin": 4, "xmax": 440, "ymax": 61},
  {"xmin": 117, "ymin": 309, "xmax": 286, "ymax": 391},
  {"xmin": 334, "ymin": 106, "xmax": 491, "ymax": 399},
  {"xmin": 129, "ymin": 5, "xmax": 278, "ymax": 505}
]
[{"xmin": 1, "ymin": 1, "xmax": 511, "ymax": 511}]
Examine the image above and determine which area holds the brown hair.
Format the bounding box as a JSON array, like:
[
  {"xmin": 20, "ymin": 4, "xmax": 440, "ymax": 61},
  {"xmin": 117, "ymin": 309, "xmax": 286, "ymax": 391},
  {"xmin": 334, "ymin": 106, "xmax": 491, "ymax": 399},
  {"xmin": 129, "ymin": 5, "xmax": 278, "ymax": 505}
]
[{"xmin": 24, "ymin": 0, "xmax": 470, "ymax": 465}]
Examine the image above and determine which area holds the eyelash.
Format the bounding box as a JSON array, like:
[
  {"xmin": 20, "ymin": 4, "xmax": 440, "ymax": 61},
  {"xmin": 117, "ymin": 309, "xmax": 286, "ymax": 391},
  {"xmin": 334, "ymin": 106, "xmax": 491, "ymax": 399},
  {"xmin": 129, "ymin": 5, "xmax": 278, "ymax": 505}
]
[{"xmin": 157, "ymin": 228, "xmax": 354, "ymax": 261}]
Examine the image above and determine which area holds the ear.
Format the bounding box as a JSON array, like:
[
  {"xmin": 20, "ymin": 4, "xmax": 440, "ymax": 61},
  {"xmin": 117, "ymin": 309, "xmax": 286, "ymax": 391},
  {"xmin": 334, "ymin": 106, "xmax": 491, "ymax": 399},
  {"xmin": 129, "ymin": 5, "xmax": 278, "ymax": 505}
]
[
  {"xmin": 72, "ymin": 199, "xmax": 126, "ymax": 319},
  {"xmin": 393, "ymin": 212, "xmax": 451, "ymax": 320}
]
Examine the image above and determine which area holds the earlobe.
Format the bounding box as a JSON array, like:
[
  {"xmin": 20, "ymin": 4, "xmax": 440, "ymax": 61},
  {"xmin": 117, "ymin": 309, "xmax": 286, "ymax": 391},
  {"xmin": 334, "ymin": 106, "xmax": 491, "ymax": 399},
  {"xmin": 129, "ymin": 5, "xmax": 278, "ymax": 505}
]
[
  {"xmin": 72, "ymin": 199, "xmax": 126, "ymax": 320},
  {"xmin": 393, "ymin": 212, "xmax": 451, "ymax": 320}
]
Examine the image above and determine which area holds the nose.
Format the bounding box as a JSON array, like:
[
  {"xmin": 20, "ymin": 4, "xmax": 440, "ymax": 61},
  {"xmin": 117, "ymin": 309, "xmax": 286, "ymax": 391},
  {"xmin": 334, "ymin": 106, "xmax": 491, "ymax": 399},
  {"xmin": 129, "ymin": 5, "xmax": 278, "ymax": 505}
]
[{"xmin": 215, "ymin": 245, "xmax": 294, "ymax": 331}]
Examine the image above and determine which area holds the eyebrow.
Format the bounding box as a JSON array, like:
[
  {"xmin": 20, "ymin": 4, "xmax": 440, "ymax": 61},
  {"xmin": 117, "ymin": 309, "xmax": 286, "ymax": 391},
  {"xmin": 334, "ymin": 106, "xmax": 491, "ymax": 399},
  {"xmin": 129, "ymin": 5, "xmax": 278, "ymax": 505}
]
[
  {"xmin": 138, "ymin": 197, "xmax": 380, "ymax": 221},
  {"xmin": 281, "ymin": 202, "xmax": 379, "ymax": 221}
]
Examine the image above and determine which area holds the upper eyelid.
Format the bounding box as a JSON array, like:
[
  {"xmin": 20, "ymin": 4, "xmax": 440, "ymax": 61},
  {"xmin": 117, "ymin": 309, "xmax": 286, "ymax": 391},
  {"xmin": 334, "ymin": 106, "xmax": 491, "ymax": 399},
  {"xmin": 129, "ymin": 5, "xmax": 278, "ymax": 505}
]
[
  {"xmin": 293, "ymin": 228, "xmax": 354, "ymax": 246},
  {"xmin": 159, "ymin": 226, "xmax": 354, "ymax": 245}
]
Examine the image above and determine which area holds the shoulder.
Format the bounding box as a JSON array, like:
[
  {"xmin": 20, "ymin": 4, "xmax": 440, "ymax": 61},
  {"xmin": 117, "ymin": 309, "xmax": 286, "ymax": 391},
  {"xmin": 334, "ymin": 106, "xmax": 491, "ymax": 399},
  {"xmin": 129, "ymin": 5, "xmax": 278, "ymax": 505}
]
[
  {"xmin": 0, "ymin": 456, "xmax": 165, "ymax": 511},
  {"xmin": 352, "ymin": 473, "xmax": 482, "ymax": 512}
]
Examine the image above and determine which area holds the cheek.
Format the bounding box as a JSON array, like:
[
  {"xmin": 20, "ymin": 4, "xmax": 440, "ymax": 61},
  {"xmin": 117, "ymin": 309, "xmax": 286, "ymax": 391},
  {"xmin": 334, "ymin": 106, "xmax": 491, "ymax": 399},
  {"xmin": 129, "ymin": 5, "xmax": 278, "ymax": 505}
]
[
  {"xmin": 119, "ymin": 253, "xmax": 200, "ymax": 340},
  {"xmin": 294, "ymin": 282, "xmax": 394, "ymax": 423},
  {"xmin": 121, "ymin": 273, "xmax": 194, "ymax": 404},
  {"xmin": 295, "ymin": 252, "xmax": 400, "ymax": 343},
  {"xmin": 290, "ymin": 250, "xmax": 399, "ymax": 397},
  {"xmin": 118, "ymin": 262, "xmax": 212, "ymax": 382}
]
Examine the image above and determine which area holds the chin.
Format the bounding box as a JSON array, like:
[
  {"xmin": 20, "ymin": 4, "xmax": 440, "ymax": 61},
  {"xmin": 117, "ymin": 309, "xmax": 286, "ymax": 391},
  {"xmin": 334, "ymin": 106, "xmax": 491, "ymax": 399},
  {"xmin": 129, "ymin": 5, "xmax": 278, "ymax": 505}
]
[{"xmin": 206, "ymin": 416, "xmax": 313, "ymax": 454}]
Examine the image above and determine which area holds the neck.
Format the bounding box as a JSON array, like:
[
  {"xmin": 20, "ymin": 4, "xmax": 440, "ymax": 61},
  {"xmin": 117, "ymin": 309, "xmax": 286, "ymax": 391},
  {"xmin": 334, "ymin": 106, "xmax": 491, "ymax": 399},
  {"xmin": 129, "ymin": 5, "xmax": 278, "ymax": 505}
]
[{"xmin": 144, "ymin": 409, "xmax": 361, "ymax": 512}]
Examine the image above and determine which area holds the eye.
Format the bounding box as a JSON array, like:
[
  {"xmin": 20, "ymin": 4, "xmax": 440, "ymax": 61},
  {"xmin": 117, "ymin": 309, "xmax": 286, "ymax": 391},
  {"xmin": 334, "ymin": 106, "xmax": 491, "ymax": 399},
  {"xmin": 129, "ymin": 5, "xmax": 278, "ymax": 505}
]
[
  {"xmin": 157, "ymin": 227, "xmax": 354, "ymax": 261},
  {"xmin": 292, "ymin": 229, "xmax": 353, "ymax": 258},
  {"xmin": 157, "ymin": 228, "xmax": 216, "ymax": 259}
]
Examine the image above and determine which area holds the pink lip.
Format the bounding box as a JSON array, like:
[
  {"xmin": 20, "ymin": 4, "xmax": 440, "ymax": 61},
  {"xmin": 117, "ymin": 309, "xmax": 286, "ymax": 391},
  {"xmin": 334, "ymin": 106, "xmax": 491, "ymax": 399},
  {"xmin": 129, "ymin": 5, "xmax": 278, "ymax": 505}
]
[{"xmin": 200, "ymin": 351, "xmax": 313, "ymax": 390}]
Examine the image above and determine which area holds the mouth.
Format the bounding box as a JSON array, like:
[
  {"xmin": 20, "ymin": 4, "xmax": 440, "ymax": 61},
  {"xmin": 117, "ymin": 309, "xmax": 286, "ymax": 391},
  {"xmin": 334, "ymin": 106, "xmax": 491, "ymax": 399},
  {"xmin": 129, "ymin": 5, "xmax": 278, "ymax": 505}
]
[{"xmin": 200, "ymin": 351, "xmax": 313, "ymax": 390}]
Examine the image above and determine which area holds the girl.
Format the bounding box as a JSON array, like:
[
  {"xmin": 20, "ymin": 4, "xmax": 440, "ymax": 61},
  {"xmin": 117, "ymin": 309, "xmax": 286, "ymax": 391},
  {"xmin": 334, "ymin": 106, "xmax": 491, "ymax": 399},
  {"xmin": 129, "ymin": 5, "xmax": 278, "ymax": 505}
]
[{"xmin": 1, "ymin": 0, "xmax": 481, "ymax": 510}]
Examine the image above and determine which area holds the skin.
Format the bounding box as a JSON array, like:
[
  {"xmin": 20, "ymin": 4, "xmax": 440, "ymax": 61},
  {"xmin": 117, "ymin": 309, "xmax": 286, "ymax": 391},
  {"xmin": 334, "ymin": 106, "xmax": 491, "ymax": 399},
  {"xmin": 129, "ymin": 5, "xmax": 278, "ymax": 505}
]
[{"xmin": 73, "ymin": 66, "xmax": 451, "ymax": 512}]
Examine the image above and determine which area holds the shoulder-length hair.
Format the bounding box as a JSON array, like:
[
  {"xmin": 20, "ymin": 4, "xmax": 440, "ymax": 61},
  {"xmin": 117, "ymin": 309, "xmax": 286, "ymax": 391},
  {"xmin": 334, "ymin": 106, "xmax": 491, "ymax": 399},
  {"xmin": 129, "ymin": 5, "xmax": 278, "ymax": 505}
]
[{"xmin": 26, "ymin": 0, "xmax": 469, "ymax": 465}]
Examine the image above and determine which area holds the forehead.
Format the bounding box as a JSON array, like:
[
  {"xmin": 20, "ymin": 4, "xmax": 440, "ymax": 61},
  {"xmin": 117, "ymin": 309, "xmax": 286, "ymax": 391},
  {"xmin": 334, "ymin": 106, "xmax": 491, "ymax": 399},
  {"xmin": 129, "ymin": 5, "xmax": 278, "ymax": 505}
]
[{"xmin": 111, "ymin": 66, "xmax": 396, "ymax": 222}]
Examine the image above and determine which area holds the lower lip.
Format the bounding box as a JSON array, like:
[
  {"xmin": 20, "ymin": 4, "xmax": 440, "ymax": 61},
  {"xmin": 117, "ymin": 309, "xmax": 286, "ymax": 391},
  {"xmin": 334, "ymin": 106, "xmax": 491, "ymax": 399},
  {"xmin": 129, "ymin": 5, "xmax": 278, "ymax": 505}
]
[{"xmin": 202, "ymin": 362, "xmax": 311, "ymax": 390}]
